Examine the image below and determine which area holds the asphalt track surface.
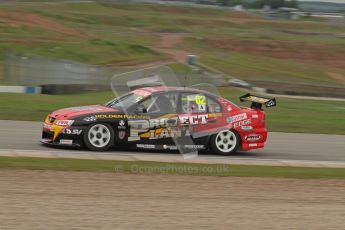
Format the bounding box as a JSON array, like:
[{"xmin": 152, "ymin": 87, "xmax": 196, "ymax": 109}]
[{"xmin": 0, "ymin": 120, "xmax": 344, "ymax": 166}]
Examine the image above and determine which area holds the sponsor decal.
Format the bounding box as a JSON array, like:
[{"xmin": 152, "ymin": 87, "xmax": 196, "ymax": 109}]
[
  {"xmin": 96, "ymin": 114, "xmax": 150, "ymax": 119},
  {"xmin": 198, "ymin": 104, "xmax": 206, "ymax": 112},
  {"xmin": 62, "ymin": 129, "xmax": 82, "ymax": 135},
  {"xmin": 59, "ymin": 139, "xmax": 73, "ymax": 145},
  {"xmin": 231, "ymin": 113, "xmax": 247, "ymax": 123},
  {"xmin": 84, "ymin": 116, "xmax": 96, "ymax": 122},
  {"xmin": 179, "ymin": 114, "xmax": 208, "ymax": 126},
  {"xmin": 226, "ymin": 117, "xmax": 232, "ymax": 124},
  {"xmin": 136, "ymin": 144, "xmax": 155, "ymax": 149},
  {"xmin": 128, "ymin": 115, "xmax": 208, "ymax": 140},
  {"xmin": 118, "ymin": 120, "xmax": 126, "ymax": 130},
  {"xmin": 241, "ymin": 126, "xmax": 253, "ymax": 131},
  {"xmin": 163, "ymin": 145, "xmax": 178, "ymax": 150},
  {"xmin": 252, "ymin": 114, "xmax": 259, "ymax": 119},
  {"xmin": 55, "ymin": 120, "xmax": 74, "ymax": 126},
  {"xmin": 249, "ymin": 143, "xmax": 257, "ymax": 147},
  {"xmin": 118, "ymin": 130, "xmax": 126, "ymax": 140},
  {"xmin": 184, "ymin": 145, "xmax": 205, "ymax": 150},
  {"xmin": 50, "ymin": 125, "xmax": 65, "ymax": 141},
  {"xmin": 233, "ymin": 119, "xmax": 251, "ymax": 128},
  {"xmin": 245, "ymin": 134, "xmax": 262, "ymax": 141},
  {"xmin": 227, "ymin": 105, "xmax": 232, "ymax": 112},
  {"xmin": 119, "ymin": 120, "xmax": 125, "ymax": 126}
]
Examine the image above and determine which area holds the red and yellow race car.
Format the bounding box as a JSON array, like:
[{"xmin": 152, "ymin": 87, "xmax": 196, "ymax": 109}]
[{"xmin": 41, "ymin": 87, "xmax": 276, "ymax": 155}]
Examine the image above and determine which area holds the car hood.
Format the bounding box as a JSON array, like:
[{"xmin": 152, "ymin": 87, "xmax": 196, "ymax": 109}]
[{"xmin": 49, "ymin": 105, "xmax": 119, "ymax": 120}]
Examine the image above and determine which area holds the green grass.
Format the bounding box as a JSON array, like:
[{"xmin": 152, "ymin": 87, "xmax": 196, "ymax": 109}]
[
  {"xmin": 265, "ymin": 99, "xmax": 345, "ymax": 134},
  {"xmin": 0, "ymin": 156, "xmax": 344, "ymax": 179},
  {"xmin": 185, "ymin": 38, "xmax": 345, "ymax": 86},
  {"xmin": 0, "ymin": 27, "xmax": 161, "ymax": 65},
  {"xmin": 1, "ymin": 89, "xmax": 344, "ymax": 135},
  {"xmin": 202, "ymin": 51, "xmax": 343, "ymax": 85},
  {"xmin": 0, "ymin": 2, "xmax": 344, "ymax": 85},
  {"xmin": 0, "ymin": 3, "xmax": 164, "ymax": 66},
  {"xmin": 0, "ymin": 91, "xmax": 114, "ymax": 121}
]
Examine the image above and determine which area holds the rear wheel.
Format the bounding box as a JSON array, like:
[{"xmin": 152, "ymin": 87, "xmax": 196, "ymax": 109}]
[
  {"xmin": 83, "ymin": 123, "xmax": 114, "ymax": 151},
  {"xmin": 210, "ymin": 129, "xmax": 240, "ymax": 155}
]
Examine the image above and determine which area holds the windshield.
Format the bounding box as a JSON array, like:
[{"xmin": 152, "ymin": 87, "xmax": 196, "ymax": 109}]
[{"xmin": 105, "ymin": 93, "xmax": 146, "ymax": 110}]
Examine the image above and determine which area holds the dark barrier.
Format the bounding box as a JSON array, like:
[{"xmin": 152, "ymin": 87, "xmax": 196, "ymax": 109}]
[
  {"xmin": 41, "ymin": 85, "xmax": 110, "ymax": 95},
  {"xmin": 250, "ymin": 80, "xmax": 345, "ymax": 98}
]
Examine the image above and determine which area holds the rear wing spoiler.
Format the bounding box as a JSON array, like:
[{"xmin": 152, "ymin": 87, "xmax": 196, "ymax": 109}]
[{"xmin": 239, "ymin": 93, "xmax": 276, "ymax": 109}]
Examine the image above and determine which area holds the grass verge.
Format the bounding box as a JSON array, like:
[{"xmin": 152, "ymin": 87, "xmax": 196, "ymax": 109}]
[{"xmin": 0, "ymin": 156, "xmax": 344, "ymax": 179}]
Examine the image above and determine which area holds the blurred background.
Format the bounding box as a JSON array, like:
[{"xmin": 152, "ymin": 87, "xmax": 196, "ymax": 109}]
[{"xmin": 0, "ymin": 0, "xmax": 344, "ymax": 134}]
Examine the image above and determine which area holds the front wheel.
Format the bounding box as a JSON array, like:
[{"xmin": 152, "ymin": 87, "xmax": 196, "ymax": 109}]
[
  {"xmin": 210, "ymin": 129, "xmax": 240, "ymax": 155},
  {"xmin": 83, "ymin": 123, "xmax": 114, "ymax": 151}
]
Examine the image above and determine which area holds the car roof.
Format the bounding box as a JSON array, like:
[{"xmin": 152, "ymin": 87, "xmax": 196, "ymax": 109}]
[
  {"xmin": 135, "ymin": 86, "xmax": 213, "ymax": 95},
  {"xmin": 131, "ymin": 86, "xmax": 239, "ymax": 109}
]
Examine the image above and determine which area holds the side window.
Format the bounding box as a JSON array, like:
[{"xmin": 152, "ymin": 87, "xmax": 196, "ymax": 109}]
[
  {"xmin": 207, "ymin": 97, "xmax": 222, "ymax": 113},
  {"xmin": 138, "ymin": 92, "xmax": 178, "ymax": 114},
  {"xmin": 139, "ymin": 95, "xmax": 157, "ymax": 113},
  {"xmin": 181, "ymin": 93, "xmax": 207, "ymax": 113},
  {"xmin": 181, "ymin": 93, "xmax": 221, "ymax": 113}
]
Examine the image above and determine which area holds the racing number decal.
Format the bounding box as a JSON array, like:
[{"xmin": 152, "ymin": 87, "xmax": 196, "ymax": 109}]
[
  {"xmin": 195, "ymin": 95, "xmax": 205, "ymax": 105},
  {"xmin": 195, "ymin": 95, "xmax": 206, "ymax": 112}
]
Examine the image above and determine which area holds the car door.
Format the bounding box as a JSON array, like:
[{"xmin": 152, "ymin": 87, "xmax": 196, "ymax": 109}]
[
  {"xmin": 127, "ymin": 92, "xmax": 179, "ymax": 148},
  {"xmin": 178, "ymin": 92, "xmax": 223, "ymax": 148}
]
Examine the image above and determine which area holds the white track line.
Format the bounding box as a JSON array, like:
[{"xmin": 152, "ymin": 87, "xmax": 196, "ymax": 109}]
[{"xmin": 1, "ymin": 149, "xmax": 344, "ymax": 168}]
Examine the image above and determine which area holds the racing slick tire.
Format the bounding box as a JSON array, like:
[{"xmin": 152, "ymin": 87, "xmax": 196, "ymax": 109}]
[
  {"xmin": 83, "ymin": 123, "xmax": 114, "ymax": 151},
  {"xmin": 210, "ymin": 129, "xmax": 240, "ymax": 155}
]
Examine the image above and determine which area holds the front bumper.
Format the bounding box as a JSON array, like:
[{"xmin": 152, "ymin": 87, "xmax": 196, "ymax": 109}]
[
  {"xmin": 41, "ymin": 123, "xmax": 84, "ymax": 147},
  {"xmin": 40, "ymin": 137, "xmax": 81, "ymax": 147}
]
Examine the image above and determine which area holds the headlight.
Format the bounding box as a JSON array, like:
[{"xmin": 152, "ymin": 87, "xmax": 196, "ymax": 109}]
[{"xmin": 55, "ymin": 120, "xmax": 74, "ymax": 126}]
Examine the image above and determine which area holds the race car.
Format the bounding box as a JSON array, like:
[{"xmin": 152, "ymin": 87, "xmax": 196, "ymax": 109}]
[{"xmin": 41, "ymin": 87, "xmax": 276, "ymax": 155}]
